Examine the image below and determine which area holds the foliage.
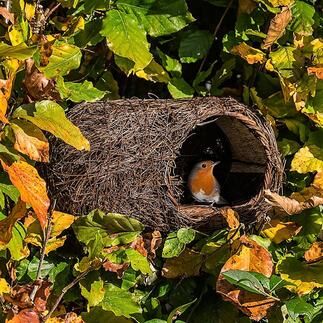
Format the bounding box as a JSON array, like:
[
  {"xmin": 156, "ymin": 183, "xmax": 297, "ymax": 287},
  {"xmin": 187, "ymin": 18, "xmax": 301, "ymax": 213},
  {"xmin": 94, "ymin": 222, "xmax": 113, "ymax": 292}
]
[{"xmin": 0, "ymin": 0, "xmax": 322, "ymax": 322}]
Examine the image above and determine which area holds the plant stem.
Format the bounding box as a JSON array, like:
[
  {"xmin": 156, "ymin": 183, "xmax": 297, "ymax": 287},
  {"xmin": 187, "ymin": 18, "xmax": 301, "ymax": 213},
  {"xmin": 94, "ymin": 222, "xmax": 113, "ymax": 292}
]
[
  {"xmin": 30, "ymin": 200, "xmax": 56, "ymax": 302},
  {"xmin": 197, "ymin": 0, "xmax": 234, "ymax": 75},
  {"xmin": 43, "ymin": 268, "xmax": 92, "ymax": 321}
]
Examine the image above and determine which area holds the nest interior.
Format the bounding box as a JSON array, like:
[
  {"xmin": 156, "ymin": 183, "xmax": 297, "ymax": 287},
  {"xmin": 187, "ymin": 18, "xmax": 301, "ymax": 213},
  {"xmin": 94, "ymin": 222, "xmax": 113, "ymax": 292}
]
[{"xmin": 43, "ymin": 97, "xmax": 284, "ymax": 232}]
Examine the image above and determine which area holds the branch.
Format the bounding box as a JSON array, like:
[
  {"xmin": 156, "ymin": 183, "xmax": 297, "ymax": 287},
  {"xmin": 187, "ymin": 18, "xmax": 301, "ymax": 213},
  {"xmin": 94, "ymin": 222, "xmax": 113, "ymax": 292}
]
[
  {"xmin": 197, "ymin": 0, "xmax": 234, "ymax": 75},
  {"xmin": 30, "ymin": 200, "xmax": 56, "ymax": 302},
  {"xmin": 43, "ymin": 268, "xmax": 92, "ymax": 321}
]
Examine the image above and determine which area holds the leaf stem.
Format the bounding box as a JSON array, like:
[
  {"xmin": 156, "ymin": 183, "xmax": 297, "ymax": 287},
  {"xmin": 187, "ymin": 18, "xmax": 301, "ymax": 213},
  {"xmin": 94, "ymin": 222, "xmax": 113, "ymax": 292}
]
[
  {"xmin": 197, "ymin": 0, "xmax": 234, "ymax": 75},
  {"xmin": 30, "ymin": 199, "xmax": 56, "ymax": 302}
]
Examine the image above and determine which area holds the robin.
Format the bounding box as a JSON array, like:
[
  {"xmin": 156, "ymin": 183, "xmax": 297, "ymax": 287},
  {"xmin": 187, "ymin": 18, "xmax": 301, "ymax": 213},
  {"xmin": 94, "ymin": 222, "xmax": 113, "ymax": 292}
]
[{"xmin": 188, "ymin": 160, "xmax": 226, "ymax": 205}]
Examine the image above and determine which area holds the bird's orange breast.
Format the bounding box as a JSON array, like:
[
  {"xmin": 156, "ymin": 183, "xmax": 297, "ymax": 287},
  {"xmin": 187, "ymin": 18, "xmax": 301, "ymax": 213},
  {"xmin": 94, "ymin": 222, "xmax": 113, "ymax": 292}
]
[{"xmin": 188, "ymin": 168, "xmax": 216, "ymax": 195}]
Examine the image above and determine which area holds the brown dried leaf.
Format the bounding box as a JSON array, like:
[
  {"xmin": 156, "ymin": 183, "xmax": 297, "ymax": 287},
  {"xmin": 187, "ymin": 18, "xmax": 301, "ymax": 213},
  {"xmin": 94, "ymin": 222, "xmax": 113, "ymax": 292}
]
[
  {"xmin": 6, "ymin": 309, "xmax": 40, "ymax": 323},
  {"xmin": 102, "ymin": 260, "xmax": 129, "ymax": 278},
  {"xmin": 220, "ymin": 208, "xmax": 240, "ymax": 230},
  {"xmin": 4, "ymin": 161, "xmax": 50, "ymax": 229},
  {"xmin": 216, "ymin": 236, "xmax": 275, "ymax": 321},
  {"xmin": 263, "ymin": 7, "xmax": 292, "ymax": 49},
  {"xmin": 304, "ymin": 241, "xmax": 323, "ymax": 263},
  {"xmin": 162, "ymin": 249, "xmax": 203, "ymax": 279},
  {"xmin": 10, "ymin": 120, "xmax": 49, "ymax": 162},
  {"xmin": 307, "ymin": 66, "xmax": 323, "ymax": 79},
  {"xmin": 0, "ymin": 7, "xmax": 14, "ymax": 24},
  {"xmin": 0, "ymin": 200, "xmax": 26, "ymax": 245},
  {"xmin": 33, "ymin": 281, "xmax": 51, "ymax": 313},
  {"xmin": 264, "ymin": 189, "xmax": 323, "ymax": 215},
  {"xmin": 24, "ymin": 59, "xmax": 59, "ymax": 101},
  {"xmin": 130, "ymin": 235, "xmax": 148, "ymax": 257},
  {"xmin": 143, "ymin": 230, "xmax": 162, "ymax": 259}
]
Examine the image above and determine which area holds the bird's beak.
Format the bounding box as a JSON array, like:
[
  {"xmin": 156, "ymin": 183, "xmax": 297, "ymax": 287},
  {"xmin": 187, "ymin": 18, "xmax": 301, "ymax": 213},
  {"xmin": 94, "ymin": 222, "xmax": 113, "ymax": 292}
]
[{"xmin": 212, "ymin": 161, "xmax": 221, "ymax": 167}]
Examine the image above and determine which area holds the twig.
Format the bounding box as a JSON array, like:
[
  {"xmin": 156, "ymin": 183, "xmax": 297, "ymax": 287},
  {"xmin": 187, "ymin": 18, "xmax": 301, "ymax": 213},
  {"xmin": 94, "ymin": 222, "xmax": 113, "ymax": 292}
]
[
  {"xmin": 30, "ymin": 199, "xmax": 57, "ymax": 302},
  {"xmin": 197, "ymin": 0, "xmax": 234, "ymax": 75},
  {"xmin": 43, "ymin": 268, "xmax": 92, "ymax": 321},
  {"xmin": 44, "ymin": 3, "xmax": 61, "ymax": 20}
]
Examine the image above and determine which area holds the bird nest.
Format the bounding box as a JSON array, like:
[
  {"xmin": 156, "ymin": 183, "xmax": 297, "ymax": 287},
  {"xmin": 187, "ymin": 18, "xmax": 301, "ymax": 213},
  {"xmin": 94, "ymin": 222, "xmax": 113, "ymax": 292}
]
[{"xmin": 43, "ymin": 97, "xmax": 284, "ymax": 232}]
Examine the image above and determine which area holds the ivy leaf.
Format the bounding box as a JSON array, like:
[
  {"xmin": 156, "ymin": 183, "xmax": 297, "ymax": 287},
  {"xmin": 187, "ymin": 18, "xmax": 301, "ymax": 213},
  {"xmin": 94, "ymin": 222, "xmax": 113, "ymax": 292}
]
[
  {"xmin": 10, "ymin": 119, "xmax": 49, "ymax": 163},
  {"xmin": 13, "ymin": 100, "xmax": 90, "ymax": 151},
  {"xmin": 116, "ymin": 0, "xmax": 194, "ymax": 37},
  {"xmin": 290, "ymin": 0, "xmax": 315, "ymax": 36},
  {"xmin": 0, "ymin": 42, "xmax": 36, "ymax": 60},
  {"xmin": 37, "ymin": 41, "xmax": 82, "ymax": 78},
  {"xmin": 56, "ymin": 77, "xmax": 106, "ymax": 103},
  {"xmin": 102, "ymin": 283, "xmax": 142, "ymax": 318},
  {"xmin": 179, "ymin": 30, "xmax": 213, "ymax": 63},
  {"xmin": 100, "ymin": 10, "xmax": 152, "ymax": 70}
]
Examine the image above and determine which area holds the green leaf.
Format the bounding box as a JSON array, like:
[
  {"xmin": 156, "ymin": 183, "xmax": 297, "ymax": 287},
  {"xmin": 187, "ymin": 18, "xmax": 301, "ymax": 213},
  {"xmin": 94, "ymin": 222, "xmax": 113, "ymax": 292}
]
[
  {"xmin": 56, "ymin": 77, "xmax": 106, "ymax": 103},
  {"xmin": 157, "ymin": 48, "xmax": 182, "ymax": 78},
  {"xmin": 285, "ymin": 297, "xmax": 314, "ymax": 320},
  {"xmin": 27, "ymin": 256, "xmax": 56, "ymax": 280},
  {"xmin": 168, "ymin": 78, "xmax": 194, "ymax": 99},
  {"xmin": 179, "ymin": 30, "xmax": 213, "ymax": 63},
  {"xmin": 102, "ymin": 283, "xmax": 142, "ymax": 318},
  {"xmin": 0, "ymin": 42, "xmax": 36, "ymax": 60},
  {"xmin": 74, "ymin": 20, "xmax": 104, "ymax": 47},
  {"xmin": 80, "ymin": 271, "xmax": 105, "ymax": 309},
  {"xmin": 0, "ymin": 173, "xmax": 19, "ymax": 205},
  {"xmin": 277, "ymin": 138, "xmax": 301, "ymax": 157},
  {"xmin": 177, "ymin": 228, "xmax": 195, "ymax": 244},
  {"xmin": 290, "ymin": 1, "xmax": 315, "ymax": 36},
  {"xmin": 37, "ymin": 41, "xmax": 82, "ymax": 78},
  {"xmin": 82, "ymin": 307, "xmax": 132, "ymax": 323},
  {"xmin": 125, "ymin": 249, "xmax": 152, "ymax": 274},
  {"xmin": 13, "ymin": 100, "xmax": 90, "ymax": 151},
  {"xmin": 162, "ymin": 232, "xmax": 185, "ymax": 258},
  {"xmin": 222, "ymin": 270, "xmax": 268, "ymax": 296},
  {"xmin": 73, "ymin": 210, "xmax": 144, "ymax": 247},
  {"xmin": 100, "ymin": 9, "xmax": 152, "ymax": 70},
  {"xmin": 116, "ymin": 0, "xmax": 194, "ymax": 37},
  {"xmin": 167, "ymin": 298, "xmax": 197, "ymax": 323},
  {"xmin": 96, "ymin": 71, "xmax": 120, "ymax": 100}
]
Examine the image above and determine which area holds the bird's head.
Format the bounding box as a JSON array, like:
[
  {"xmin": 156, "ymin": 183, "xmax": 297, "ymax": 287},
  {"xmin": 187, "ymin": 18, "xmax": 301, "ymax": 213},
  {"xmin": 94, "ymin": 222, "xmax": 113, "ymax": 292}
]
[{"xmin": 194, "ymin": 160, "xmax": 220, "ymax": 172}]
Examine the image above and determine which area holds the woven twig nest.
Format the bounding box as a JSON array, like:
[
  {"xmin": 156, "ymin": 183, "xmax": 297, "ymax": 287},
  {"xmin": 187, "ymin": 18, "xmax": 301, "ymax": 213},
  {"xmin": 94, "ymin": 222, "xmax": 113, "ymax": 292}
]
[{"xmin": 43, "ymin": 97, "xmax": 284, "ymax": 231}]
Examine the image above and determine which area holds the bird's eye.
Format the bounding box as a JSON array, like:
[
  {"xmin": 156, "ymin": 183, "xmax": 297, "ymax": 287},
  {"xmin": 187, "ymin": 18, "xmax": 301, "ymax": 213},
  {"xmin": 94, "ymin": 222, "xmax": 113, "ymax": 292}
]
[{"xmin": 202, "ymin": 163, "xmax": 206, "ymax": 168}]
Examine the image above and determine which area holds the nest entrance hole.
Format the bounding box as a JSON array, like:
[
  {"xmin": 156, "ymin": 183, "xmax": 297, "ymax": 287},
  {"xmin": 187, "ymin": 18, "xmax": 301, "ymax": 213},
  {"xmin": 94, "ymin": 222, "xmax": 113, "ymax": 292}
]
[{"xmin": 176, "ymin": 116, "xmax": 266, "ymax": 206}]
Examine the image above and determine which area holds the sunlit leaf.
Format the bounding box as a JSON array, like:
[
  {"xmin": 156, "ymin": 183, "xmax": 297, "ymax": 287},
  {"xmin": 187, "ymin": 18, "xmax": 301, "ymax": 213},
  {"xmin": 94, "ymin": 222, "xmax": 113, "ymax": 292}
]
[
  {"xmin": 0, "ymin": 278, "xmax": 10, "ymax": 296},
  {"xmin": 0, "ymin": 42, "xmax": 36, "ymax": 60},
  {"xmin": 13, "ymin": 100, "xmax": 90, "ymax": 151},
  {"xmin": 304, "ymin": 241, "xmax": 323, "ymax": 263},
  {"xmin": 231, "ymin": 42, "xmax": 265, "ymax": 64},
  {"xmin": 290, "ymin": 0, "xmax": 315, "ymax": 36},
  {"xmin": 100, "ymin": 10, "xmax": 152, "ymax": 70},
  {"xmin": 291, "ymin": 145, "xmax": 323, "ymax": 173}
]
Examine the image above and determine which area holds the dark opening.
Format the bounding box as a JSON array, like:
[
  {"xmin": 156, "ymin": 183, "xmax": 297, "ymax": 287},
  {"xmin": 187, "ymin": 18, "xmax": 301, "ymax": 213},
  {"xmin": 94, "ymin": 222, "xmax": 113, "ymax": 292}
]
[{"xmin": 175, "ymin": 116, "xmax": 266, "ymax": 206}]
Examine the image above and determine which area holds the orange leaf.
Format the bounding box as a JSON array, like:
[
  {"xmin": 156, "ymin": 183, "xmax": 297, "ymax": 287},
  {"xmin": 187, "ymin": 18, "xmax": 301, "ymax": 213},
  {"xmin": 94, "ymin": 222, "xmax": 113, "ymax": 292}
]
[
  {"xmin": 216, "ymin": 236, "xmax": 275, "ymax": 321},
  {"xmin": 220, "ymin": 208, "xmax": 240, "ymax": 230},
  {"xmin": 10, "ymin": 120, "xmax": 49, "ymax": 162},
  {"xmin": 231, "ymin": 42, "xmax": 266, "ymax": 64},
  {"xmin": 0, "ymin": 199, "xmax": 26, "ymax": 245},
  {"xmin": 5, "ymin": 161, "xmax": 50, "ymax": 229},
  {"xmin": 307, "ymin": 66, "xmax": 323, "ymax": 79},
  {"xmin": 304, "ymin": 241, "xmax": 323, "ymax": 264},
  {"xmin": 6, "ymin": 309, "xmax": 40, "ymax": 323},
  {"xmin": 0, "ymin": 7, "xmax": 14, "ymax": 24}
]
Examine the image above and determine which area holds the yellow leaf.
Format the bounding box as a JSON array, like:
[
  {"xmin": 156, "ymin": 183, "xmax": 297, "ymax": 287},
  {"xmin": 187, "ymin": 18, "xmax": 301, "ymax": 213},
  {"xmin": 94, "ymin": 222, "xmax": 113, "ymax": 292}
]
[
  {"xmin": 51, "ymin": 211, "xmax": 75, "ymax": 237},
  {"xmin": 4, "ymin": 161, "xmax": 50, "ymax": 229},
  {"xmin": 0, "ymin": 278, "xmax": 10, "ymax": 296},
  {"xmin": 45, "ymin": 236, "xmax": 67, "ymax": 255},
  {"xmin": 136, "ymin": 60, "xmax": 170, "ymax": 83},
  {"xmin": 277, "ymin": 255, "xmax": 323, "ymax": 295},
  {"xmin": 261, "ymin": 219, "xmax": 301, "ymax": 244},
  {"xmin": 291, "ymin": 146, "xmax": 323, "ymax": 173},
  {"xmin": 0, "ymin": 200, "xmax": 26, "ymax": 245},
  {"xmin": 8, "ymin": 26, "xmax": 25, "ymax": 46},
  {"xmin": 24, "ymin": 3, "xmax": 36, "ymax": 21},
  {"xmin": 231, "ymin": 42, "xmax": 266, "ymax": 64},
  {"xmin": 10, "ymin": 119, "xmax": 49, "ymax": 162}
]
